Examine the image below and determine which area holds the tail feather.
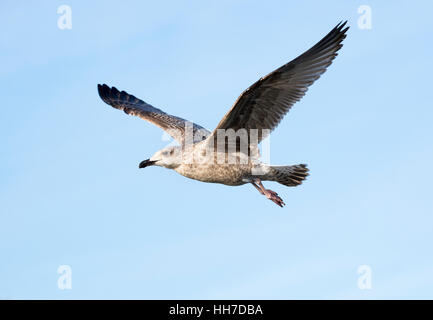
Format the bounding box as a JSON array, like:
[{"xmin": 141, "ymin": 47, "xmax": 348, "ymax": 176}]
[{"xmin": 264, "ymin": 164, "xmax": 309, "ymax": 187}]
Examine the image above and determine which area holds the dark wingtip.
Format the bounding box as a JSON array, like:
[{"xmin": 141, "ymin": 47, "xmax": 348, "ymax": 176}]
[
  {"xmin": 337, "ymin": 20, "xmax": 350, "ymax": 33},
  {"xmin": 97, "ymin": 83, "xmax": 108, "ymax": 100},
  {"xmin": 97, "ymin": 83, "xmax": 120, "ymax": 104}
]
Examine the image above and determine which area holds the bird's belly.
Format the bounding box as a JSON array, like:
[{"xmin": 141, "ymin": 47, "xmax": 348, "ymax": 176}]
[{"xmin": 175, "ymin": 163, "xmax": 251, "ymax": 186}]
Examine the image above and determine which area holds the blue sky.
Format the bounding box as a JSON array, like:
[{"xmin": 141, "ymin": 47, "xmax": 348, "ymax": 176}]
[{"xmin": 1, "ymin": 0, "xmax": 432, "ymax": 299}]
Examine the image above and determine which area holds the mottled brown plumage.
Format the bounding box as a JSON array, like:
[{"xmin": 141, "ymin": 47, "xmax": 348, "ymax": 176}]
[
  {"xmin": 97, "ymin": 22, "xmax": 349, "ymax": 207},
  {"xmin": 98, "ymin": 84, "xmax": 210, "ymax": 144},
  {"xmin": 209, "ymin": 21, "xmax": 349, "ymax": 144}
]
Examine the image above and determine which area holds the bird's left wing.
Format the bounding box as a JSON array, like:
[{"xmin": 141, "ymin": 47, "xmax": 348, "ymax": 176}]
[
  {"xmin": 98, "ymin": 84, "xmax": 210, "ymax": 144},
  {"xmin": 207, "ymin": 21, "xmax": 349, "ymax": 145}
]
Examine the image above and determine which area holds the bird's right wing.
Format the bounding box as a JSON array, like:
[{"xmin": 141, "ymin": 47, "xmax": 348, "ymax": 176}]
[{"xmin": 98, "ymin": 84, "xmax": 210, "ymax": 144}]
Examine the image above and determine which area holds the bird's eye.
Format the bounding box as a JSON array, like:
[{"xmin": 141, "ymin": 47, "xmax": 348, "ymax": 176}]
[{"xmin": 170, "ymin": 149, "xmax": 174, "ymax": 156}]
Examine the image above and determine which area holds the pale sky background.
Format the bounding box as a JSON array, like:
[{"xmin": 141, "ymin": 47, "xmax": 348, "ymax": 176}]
[{"xmin": 1, "ymin": 1, "xmax": 432, "ymax": 299}]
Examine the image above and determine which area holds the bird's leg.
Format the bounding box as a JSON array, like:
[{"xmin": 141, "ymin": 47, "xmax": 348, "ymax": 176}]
[
  {"xmin": 251, "ymin": 181, "xmax": 265, "ymax": 195},
  {"xmin": 252, "ymin": 179, "xmax": 285, "ymax": 207}
]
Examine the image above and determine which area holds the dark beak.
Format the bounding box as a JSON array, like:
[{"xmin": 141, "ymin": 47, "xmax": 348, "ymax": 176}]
[{"xmin": 139, "ymin": 159, "xmax": 157, "ymax": 169}]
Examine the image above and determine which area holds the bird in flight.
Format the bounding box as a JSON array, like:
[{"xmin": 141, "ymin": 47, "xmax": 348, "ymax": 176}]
[{"xmin": 98, "ymin": 21, "xmax": 349, "ymax": 207}]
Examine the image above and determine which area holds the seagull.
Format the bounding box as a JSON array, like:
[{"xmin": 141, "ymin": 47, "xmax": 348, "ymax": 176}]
[{"xmin": 98, "ymin": 21, "xmax": 349, "ymax": 207}]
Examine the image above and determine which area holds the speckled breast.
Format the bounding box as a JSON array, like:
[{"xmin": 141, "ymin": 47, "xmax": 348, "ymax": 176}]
[{"xmin": 175, "ymin": 162, "xmax": 252, "ymax": 186}]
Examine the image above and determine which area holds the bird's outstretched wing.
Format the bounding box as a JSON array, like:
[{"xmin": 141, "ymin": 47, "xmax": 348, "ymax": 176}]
[
  {"xmin": 98, "ymin": 84, "xmax": 210, "ymax": 144},
  {"xmin": 208, "ymin": 21, "xmax": 349, "ymax": 145}
]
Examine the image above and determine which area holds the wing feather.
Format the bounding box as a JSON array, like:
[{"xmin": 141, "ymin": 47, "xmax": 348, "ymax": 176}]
[
  {"xmin": 209, "ymin": 21, "xmax": 349, "ymax": 144},
  {"xmin": 98, "ymin": 84, "xmax": 210, "ymax": 144}
]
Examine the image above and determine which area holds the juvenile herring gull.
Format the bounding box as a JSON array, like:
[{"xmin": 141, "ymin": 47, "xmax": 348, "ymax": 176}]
[{"xmin": 98, "ymin": 22, "xmax": 349, "ymax": 207}]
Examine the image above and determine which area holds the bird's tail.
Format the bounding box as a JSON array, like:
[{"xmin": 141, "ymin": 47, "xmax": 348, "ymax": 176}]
[{"xmin": 261, "ymin": 164, "xmax": 309, "ymax": 187}]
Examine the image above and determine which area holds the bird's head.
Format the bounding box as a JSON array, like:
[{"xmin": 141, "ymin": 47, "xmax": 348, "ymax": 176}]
[{"xmin": 139, "ymin": 146, "xmax": 182, "ymax": 170}]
